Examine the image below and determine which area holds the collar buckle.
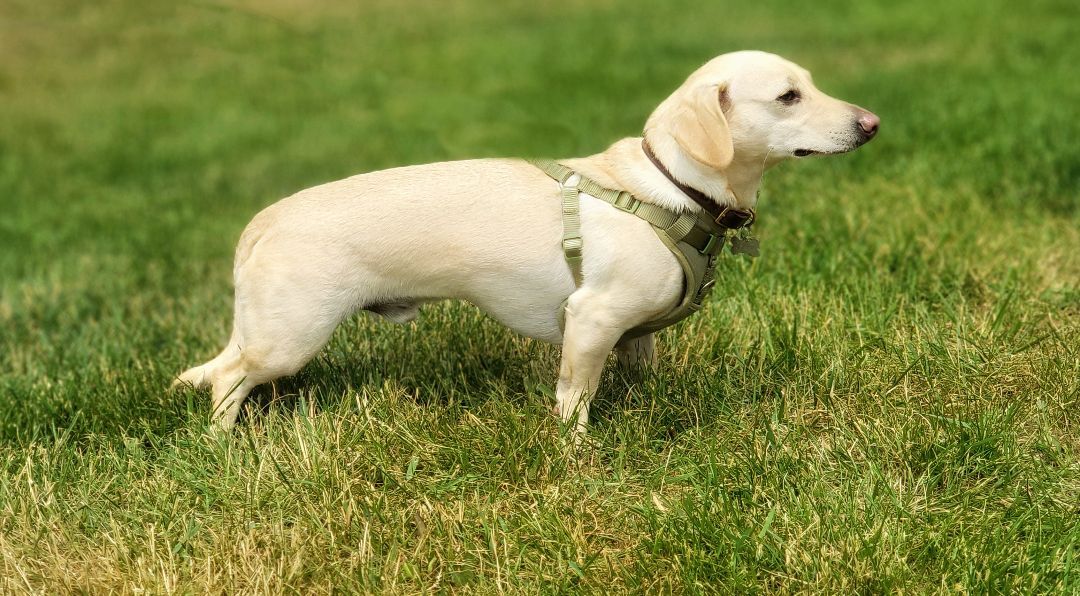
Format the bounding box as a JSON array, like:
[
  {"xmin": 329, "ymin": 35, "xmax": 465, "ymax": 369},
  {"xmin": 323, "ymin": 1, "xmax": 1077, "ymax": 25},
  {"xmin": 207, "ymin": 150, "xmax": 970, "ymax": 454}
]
[{"xmin": 714, "ymin": 206, "xmax": 755, "ymax": 229}]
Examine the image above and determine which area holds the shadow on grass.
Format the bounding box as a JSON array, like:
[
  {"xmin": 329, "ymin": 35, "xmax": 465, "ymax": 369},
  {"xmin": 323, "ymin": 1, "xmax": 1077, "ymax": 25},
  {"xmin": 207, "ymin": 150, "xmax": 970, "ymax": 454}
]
[{"xmin": 231, "ymin": 303, "xmax": 772, "ymax": 446}]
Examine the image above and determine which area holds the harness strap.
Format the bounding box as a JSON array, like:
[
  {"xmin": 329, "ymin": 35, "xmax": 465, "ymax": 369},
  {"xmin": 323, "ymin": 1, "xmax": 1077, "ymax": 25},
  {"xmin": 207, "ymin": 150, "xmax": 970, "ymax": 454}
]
[
  {"xmin": 525, "ymin": 155, "xmax": 770, "ymax": 341},
  {"xmin": 561, "ymin": 181, "xmax": 584, "ymax": 284},
  {"xmin": 529, "ymin": 158, "xmax": 717, "ymax": 284},
  {"xmin": 529, "ymin": 157, "xmax": 744, "ymax": 339}
]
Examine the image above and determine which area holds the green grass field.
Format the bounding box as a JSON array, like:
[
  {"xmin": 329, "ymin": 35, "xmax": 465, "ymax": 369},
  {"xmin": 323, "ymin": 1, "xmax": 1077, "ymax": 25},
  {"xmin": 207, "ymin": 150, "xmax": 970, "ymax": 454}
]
[{"xmin": 2, "ymin": 0, "xmax": 1078, "ymax": 592}]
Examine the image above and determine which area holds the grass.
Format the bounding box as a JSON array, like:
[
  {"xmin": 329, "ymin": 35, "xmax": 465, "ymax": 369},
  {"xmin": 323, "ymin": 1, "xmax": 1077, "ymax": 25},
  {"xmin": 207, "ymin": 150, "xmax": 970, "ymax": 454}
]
[{"xmin": 1, "ymin": 0, "xmax": 1078, "ymax": 592}]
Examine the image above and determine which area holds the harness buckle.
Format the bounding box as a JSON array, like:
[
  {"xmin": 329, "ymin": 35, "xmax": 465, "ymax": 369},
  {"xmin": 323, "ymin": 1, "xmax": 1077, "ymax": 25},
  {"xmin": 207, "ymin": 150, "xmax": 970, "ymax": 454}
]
[
  {"xmin": 698, "ymin": 233, "xmax": 723, "ymax": 255},
  {"xmin": 611, "ymin": 192, "xmax": 639, "ymax": 213},
  {"xmin": 562, "ymin": 237, "xmax": 583, "ymax": 262}
]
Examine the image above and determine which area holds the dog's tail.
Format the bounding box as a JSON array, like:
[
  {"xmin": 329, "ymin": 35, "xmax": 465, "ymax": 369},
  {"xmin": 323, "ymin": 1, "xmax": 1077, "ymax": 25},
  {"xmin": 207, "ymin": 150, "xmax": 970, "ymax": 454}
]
[
  {"xmin": 171, "ymin": 362, "xmax": 213, "ymax": 390},
  {"xmin": 171, "ymin": 329, "xmax": 241, "ymax": 391}
]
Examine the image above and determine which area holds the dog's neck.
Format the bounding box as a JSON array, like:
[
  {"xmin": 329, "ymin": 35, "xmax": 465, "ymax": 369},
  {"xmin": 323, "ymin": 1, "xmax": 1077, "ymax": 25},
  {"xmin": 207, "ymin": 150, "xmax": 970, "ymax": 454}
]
[
  {"xmin": 720, "ymin": 155, "xmax": 769, "ymax": 210},
  {"xmin": 644, "ymin": 133, "xmax": 766, "ymax": 210},
  {"xmin": 567, "ymin": 137, "xmax": 761, "ymax": 215}
]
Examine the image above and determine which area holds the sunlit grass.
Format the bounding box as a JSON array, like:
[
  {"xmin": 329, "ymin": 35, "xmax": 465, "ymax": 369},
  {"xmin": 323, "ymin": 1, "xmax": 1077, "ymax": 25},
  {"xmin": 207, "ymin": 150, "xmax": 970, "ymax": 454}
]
[{"xmin": 0, "ymin": 0, "xmax": 1077, "ymax": 592}]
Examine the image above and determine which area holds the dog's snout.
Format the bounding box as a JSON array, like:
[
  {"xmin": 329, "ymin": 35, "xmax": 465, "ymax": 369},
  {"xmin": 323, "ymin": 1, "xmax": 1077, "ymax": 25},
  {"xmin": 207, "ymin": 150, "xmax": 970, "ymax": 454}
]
[{"xmin": 855, "ymin": 109, "xmax": 880, "ymax": 141}]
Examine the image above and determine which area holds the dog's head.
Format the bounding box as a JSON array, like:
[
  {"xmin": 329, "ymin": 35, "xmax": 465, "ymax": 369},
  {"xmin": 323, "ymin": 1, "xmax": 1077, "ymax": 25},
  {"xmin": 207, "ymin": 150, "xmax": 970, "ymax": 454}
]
[{"xmin": 645, "ymin": 51, "xmax": 879, "ymax": 170}]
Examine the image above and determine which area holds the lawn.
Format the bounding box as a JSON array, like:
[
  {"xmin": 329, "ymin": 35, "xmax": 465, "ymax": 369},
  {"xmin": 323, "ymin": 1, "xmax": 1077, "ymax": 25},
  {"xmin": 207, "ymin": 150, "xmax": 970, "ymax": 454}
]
[{"xmin": 1, "ymin": 0, "xmax": 1078, "ymax": 592}]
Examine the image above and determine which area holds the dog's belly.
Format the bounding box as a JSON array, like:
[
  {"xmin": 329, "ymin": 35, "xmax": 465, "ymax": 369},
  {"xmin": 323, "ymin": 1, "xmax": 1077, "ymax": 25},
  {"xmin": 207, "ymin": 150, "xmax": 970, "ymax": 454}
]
[{"xmin": 465, "ymin": 284, "xmax": 568, "ymax": 344}]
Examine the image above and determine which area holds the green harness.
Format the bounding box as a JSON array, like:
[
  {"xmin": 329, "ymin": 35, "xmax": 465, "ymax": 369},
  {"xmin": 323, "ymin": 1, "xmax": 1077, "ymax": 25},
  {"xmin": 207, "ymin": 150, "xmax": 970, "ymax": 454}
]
[{"xmin": 529, "ymin": 158, "xmax": 735, "ymax": 339}]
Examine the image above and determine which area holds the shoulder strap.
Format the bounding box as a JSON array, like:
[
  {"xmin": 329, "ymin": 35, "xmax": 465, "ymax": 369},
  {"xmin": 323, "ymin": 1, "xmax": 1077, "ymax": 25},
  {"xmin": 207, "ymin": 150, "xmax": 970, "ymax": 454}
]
[
  {"xmin": 527, "ymin": 158, "xmax": 712, "ymax": 265},
  {"xmin": 529, "ymin": 159, "xmax": 585, "ymax": 284}
]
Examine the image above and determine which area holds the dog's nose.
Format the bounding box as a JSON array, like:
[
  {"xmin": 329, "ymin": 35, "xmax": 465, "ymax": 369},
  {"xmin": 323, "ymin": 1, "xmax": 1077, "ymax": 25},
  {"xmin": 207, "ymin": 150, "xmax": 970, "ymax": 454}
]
[{"xmin": 856, "ymin": 109, "xmax": 880, "ymax": 141}]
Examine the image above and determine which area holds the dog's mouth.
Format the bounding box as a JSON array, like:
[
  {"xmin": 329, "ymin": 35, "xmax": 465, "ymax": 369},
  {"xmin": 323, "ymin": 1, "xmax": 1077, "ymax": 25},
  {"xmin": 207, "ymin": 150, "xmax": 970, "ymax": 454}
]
[{"xmin": 793, "ymin": 147, "xmax": 854, "ymax": 158}]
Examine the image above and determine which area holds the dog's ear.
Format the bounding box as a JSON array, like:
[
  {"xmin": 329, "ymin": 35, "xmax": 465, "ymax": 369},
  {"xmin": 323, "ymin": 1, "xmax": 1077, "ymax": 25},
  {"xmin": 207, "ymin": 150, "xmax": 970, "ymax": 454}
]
[{"xmin": 669, "ymin": 83, "xmax": 734, "ymax": 170}]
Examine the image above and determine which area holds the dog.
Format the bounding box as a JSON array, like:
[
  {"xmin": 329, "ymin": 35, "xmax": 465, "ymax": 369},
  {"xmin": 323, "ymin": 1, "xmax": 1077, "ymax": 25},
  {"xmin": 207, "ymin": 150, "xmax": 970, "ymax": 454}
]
[{"xmin": 175, "ymin": 50, "xmax": 879, "ymax": 432}]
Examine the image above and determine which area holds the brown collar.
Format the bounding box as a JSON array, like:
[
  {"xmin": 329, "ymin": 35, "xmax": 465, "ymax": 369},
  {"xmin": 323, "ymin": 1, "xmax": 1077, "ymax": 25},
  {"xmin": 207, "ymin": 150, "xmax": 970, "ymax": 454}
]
[{"xmin": 641, "ymin": 139, "xmax": 755, "ymax": 230}]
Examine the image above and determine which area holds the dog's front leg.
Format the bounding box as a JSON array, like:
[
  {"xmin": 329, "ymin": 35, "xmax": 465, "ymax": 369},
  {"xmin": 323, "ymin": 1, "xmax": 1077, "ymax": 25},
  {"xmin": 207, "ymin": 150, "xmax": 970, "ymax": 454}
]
[
  {"xmin": 555, "ymin": 297, "xmax": 627, "ymax": 433},
  {"xmin": 614, "ymin": 333, "xmax": 656, "ymax": 369}
]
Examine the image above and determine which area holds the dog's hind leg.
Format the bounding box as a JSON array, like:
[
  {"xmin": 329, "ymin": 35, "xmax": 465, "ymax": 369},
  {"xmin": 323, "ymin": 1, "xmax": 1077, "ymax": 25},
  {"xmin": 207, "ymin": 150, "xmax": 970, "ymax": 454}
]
[
  {"xmin": 207, "ymin": 355, "xmax": 256, "ymax": 430},
  {"xmin": 207, "ymin": 266, "xmax": 361, "ymax": 430}
]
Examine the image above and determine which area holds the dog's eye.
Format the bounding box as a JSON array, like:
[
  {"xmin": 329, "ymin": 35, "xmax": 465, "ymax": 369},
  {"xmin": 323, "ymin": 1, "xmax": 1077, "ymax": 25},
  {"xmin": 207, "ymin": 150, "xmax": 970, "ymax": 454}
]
[{"xmin": 776, "ymin": 89, "xmax": 801, "ymax": 104}]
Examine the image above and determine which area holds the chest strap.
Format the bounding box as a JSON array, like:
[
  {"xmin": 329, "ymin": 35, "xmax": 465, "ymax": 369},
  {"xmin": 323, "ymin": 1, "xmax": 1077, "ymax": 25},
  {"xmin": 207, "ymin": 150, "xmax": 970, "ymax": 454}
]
[{"xmin": 527, "ymin": 159, "xmax": 722, "ymax": 281}]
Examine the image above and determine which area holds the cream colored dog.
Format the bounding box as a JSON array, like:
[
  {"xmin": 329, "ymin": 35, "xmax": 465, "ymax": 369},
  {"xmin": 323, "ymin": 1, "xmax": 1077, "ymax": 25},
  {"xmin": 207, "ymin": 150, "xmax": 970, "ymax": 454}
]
[{"xmin": 175, "ymin": 50, "xmax": 878, "ymax": 432}]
